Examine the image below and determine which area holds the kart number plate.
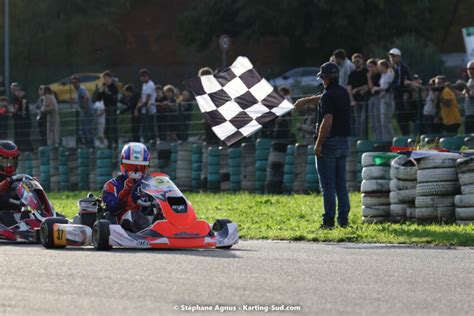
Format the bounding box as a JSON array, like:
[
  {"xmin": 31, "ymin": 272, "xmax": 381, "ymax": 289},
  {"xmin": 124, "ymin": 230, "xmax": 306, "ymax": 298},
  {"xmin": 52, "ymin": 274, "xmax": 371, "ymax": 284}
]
[{"xmin": 53, "ymin": 225, "xmax": 67, "ymax": 246}]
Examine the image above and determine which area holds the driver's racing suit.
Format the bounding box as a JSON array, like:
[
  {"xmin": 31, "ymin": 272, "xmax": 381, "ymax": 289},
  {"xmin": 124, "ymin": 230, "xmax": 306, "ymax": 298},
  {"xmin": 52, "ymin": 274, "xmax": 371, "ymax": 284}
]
[
  {"xmin": 102, "ymin": 174, "xmax": 150, "ymax": 232},
  {"xmin": 0, "ymin": 175, "xmax": 20, "ymax": 226}
]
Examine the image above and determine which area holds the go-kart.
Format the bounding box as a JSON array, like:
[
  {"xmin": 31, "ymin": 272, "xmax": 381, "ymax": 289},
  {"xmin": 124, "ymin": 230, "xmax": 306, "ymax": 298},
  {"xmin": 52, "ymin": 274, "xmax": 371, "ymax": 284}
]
[
  {"xmin": 0, "ymin": 174, "xmax": 61, "ymax": 242},
  {"xmin": 39, "ymin": 173, "xmax": 239, "ymax": 250}
]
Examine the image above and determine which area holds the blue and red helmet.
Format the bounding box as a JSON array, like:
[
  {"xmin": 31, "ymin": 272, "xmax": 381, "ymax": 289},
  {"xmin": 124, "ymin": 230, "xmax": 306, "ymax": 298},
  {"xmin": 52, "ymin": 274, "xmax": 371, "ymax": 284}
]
[{"xmin": 120, "ymin": 142, "xmax": 150, "ymax": 180}]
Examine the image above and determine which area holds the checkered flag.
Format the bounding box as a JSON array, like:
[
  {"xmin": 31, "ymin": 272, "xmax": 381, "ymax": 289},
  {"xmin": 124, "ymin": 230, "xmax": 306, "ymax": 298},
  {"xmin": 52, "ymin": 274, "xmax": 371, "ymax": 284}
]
[{"xmin": 185, "ymin": 56, "xmax": 293, "ymax": 146}]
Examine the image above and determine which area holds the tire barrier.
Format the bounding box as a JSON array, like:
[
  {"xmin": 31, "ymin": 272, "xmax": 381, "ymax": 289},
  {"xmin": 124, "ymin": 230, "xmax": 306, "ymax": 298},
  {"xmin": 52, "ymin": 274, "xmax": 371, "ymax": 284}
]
[
  {"xmin": 390, "ymin": 155, "xmax": 417, "ymax": 222},
  {"xmin": 264, "ymin": 142, "xmax": 287, "ymax": 194},
  {"xmin": 201, "ymin": 144, "xmax": 209, "ymax": 191},
  {"xmin": 191, "ymin": 143, "xmax": 203, "ymax": 192},
  {"xmin": 293, "ymin": 144, "xmax": 308, "ymax": 193},
  {"xmin": 39, "ymin": 147, "xmax": 51, "ymax": 192},
  {"xmin": 306, "ymin": 146, "xmax": 319, "ymax": 192},
  {"xmin": 228, "ymin": 147, "xmax": 241, "ymax": 192},
  {"xmin": 23, "ymin": 152, "xmax": 33, "ymax": 177},
  {"xmin": 176, "ymin": 142, "xmax": 193, "ymax": 192},
  {"xmin": 415, "ymin": 152, "xmax": 461, "ymax": 223},
  {"xmin": 77, "ymin": 149, "xmax": 90, "ymax": 191},
  {"xmin": 207, "ymin": 146, "xmax": 220, "ymax": 192},
  {"xmin": 361, "ymin": 152, "xmax": 392, "ymax": 223},
  {"xmin": 88, "ymin": 150, "xmax": 97, "ymax": 191},
  {"xmin": 219, "ymin": 146, "xmax": 230, "ymax": 192},
  {"xmin": 170, "ymin": 142, "xmax": 178, "ymax": 181},
  {"xmin": 156, "ymin": 141, "xmax": 172, "ymax": 175},
  {"xmin": 283, "ymin": 145, "xmax": 295, "ymax": 194},
  {"xmin": 439, "ymin": 136, "xmax": 465, "ymax": 151},
  {"xmin": 96, "ymin": 149, "xmax": 114, "ymax": 191},
  {"xmin": 58, "ymin": 147, "xmax": 70, "ymax": 191},
  {"xmin": 455, "ymin": 157, "xmax": 474, "ymax": 225},
  {"xmin": 241, "ymin": 143, "xmax": 256, "ymax": 192},
  {"xmin": 255, "ymin": 138, "xmax": 272, "ymax": 194}
]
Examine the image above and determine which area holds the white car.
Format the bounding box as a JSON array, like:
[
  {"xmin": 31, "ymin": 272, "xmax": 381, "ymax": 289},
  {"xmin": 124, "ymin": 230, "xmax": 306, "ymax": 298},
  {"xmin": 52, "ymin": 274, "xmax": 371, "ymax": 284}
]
[{"xmin": 270, "ymin": 67, "xmax": 322, "ymax": 93}]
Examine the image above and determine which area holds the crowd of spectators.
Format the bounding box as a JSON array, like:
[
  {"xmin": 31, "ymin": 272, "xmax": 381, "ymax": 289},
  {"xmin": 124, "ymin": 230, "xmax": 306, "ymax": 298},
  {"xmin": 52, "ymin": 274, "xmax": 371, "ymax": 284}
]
[{"xmin": 1, "ymin": 51, "xmax": 473, "ymax": 151}]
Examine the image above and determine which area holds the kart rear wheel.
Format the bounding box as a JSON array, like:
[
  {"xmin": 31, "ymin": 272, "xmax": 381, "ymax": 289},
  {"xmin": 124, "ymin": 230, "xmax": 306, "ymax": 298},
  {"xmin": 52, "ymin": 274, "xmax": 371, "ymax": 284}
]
[
  {"xmin": 213, "ymin": 219, "xmax": 233, "ymax": 249},
  {"xmin": 40, "ymin": 217, "xmax": 69, "ymax": 249},
  {"xmin": 92, "ymin": 220, "xmax": 112, "ymax": 251}
]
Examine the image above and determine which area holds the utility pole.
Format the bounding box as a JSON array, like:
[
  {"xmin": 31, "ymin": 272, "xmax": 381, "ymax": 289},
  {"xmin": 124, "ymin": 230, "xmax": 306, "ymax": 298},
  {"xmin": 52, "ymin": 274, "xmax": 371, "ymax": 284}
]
[{"xmin": 4, "ymin": 0, "xmax": 9, "ymax": 101}]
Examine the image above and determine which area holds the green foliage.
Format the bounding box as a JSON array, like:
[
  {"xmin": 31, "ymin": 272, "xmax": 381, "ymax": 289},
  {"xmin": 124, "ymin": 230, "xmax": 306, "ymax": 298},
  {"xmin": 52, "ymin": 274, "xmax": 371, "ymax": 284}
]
[
  {"xmin": 374, "ymin": 34, "xmax": 445, "ymax": 81},
  {"xmin": 50, "ymin": 191, "xmax": 474, "ymax": 246}
]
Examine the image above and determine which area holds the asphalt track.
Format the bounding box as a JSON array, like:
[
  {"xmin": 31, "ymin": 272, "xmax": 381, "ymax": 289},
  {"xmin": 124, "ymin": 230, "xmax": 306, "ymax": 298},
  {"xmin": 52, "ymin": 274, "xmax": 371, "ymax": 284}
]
[{"xmin": 1, "ymin": 240, "xmax": 473, "ymax": 316}]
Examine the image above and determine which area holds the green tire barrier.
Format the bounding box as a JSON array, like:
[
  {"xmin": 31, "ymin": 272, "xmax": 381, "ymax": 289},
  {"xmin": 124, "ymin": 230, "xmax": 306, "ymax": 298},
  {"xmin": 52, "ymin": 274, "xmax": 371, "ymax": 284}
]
[
  {"xmin": 207, "ymin": 146, "xmax": 220, "ymax": 192},
  {"xmin": 283, "ymin": 145, "xmax": 295, "ymax": 194},
  {"xmin": 255, "ymin": 138, "xmax": 271, "ymax": 194},
  {"xmin": 191, "ymin": 144, "xmax": 203, "ymax": 192},
  {"xmin": 77, "ymin": 149, "xmax": 90, "ymax": 191},
  {"xmin": 170, "ymin": 142, "xmax": 178, "ymax": 181},
  {"xmin": 306, "ymin": 146, "xmax": 319, "ymax": 192},
  {"xmin": 228, "ymin": 147, "xmax": 241, "ymax": 192}
]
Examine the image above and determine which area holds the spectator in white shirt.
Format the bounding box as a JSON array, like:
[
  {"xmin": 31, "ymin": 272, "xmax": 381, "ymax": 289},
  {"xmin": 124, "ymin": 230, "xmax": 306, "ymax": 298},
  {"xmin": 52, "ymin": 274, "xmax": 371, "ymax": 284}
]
[
  {"xmin": 371, "ymin": 59, "xmax": 395, "ymax": 141},
  {"xmin": 136, "ymin": 68, "xmax": 157, "ymax": 144}
]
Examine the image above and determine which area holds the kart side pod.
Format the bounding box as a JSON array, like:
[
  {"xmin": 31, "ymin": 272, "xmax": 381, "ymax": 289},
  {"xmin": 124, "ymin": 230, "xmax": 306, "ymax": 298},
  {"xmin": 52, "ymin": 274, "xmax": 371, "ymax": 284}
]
[{"xmin": 40, "ymin": 217, "xmax": 93, "ymax": 249}]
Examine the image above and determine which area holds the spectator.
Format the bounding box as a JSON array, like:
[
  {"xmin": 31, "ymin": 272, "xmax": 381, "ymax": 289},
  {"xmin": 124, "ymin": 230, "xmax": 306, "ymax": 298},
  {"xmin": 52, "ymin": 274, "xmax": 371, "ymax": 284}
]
[
  {"xmin": 41, "ymin": 86, "xmax": 60, "ymax": 147},
  {"xmin": 118, "ymin": 84, "xmax": 141, "ymax": 142},
  {"xmin": 155, "ymin": 84, "xmax": 168, "ymax": 141},
  {"xmin": 406, "ymin": 74, "xmax": 424, "ymax": 134},
  {"xmin": 463, "ymin": 61, "xmax": 474, "ymax": 133},
  {"xmin": 10, "ymin": 82, "xmax": 19, "ymax": 104},
  {"xmin": 12, "ymin": 86, "xmax": 32, "ymax": 152},
  {"xmin": 347, "ymin": 53, "xmax": 369, "ymax": 139},
  {"xmin": 93, "ymin": 99, "xmax": 106, "ymax": 147},
  {"xmin": 177, "ymin": 89, "xmax": 193, "ymax": 141},
  {"xmin": 436, "ymin": 75, "xmax": 461, "ymax": 134},
  {"xmin": 34, "ymin": 85, "xmax": 47, "ymax": 146},
  {"xmin": 136, "ymin": 69, "xmax": 156, "ymax": 145},
  {"xmin": 0, "ymin": 97, "xmax": 9, "ymax": 139},
  {"xmin": 163, "ymin": 85, "xmax": 178, "ymax": 141},
  {"xmin": 372, "ymin": 59, "xmax": 395, "ymax": 141},
  {"xmin": 366, "ymin": 58, "xmax": 382, "ymax": 137},
  {"xmin": 96, "ymin": 71, "xmax": 119, "ymax": 149},
  {"xmin": 71, "ymin": 75, "xmax": 95, "ymax": 148},
  {"xmin": 421, "ymin": 77, "xmax": 439, "ymax": 134},
  {"xmin": 389, "ymin": 48, "xmax": 412, "ymax": 135},
  {"xmin": 332, "ymin": 49, "xmax": 355, "ymax": 87}
]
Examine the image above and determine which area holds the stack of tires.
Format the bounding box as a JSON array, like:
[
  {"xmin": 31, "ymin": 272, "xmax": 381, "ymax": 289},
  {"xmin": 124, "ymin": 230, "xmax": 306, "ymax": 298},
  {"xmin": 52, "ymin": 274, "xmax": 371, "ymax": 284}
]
[
  {"xmin": 415, "ymin": 153, "xmax": 461, "ymax": 223},
  {"xmin": 219, "ymin": 147, "xmax": 230, "ymax": 192},
  {"xmin": 255, "ymin": 139, "xmax": 272, "ymax": 194},
  {"xmin": 191, "ymin": 144, "xmax": 203, "ymax": 191},
  {"xmin": 77, "ymin": 149, "xmax": 90, "ymax": 191},
  {"xmin": 39, "ymin": 147, "xmax": 51, "ymax": 192},
  {"xmin": 361, "ymin": 152, "xmax": 391, "ymax": 223},
  {"xmin": 228, "ymin": 147, "xmax": 241, "ymax": 192},
  {"xmin": 440, "ymin": 136, "xmax": 465, "ymax": 151},
  {"xmin": 390, "ymin": 155, "xmax": 417, "ymax": 222},
  {"xmin": 32, "ymin": 151, "xmax": 40, "ymax": 179},
  {"xmin": 96, "ymin": 149, "xmax": 114, "ymax": 190},
  {"xmin": 265, "ymin": 142, "xmax": 287, "ymax": 194},
  {"xmin": 392, "ymin": 136, "xmax": 411, "ymax": 148},
  {"xmin": 306, "ymin": 146, "xmax": 319, "ymax": 192},
  {"xmin": 454, "ymin": 156, "xmax": 474, "ymax": 225},
  {"xmin": 346, "ymin": 138, "xmax": 358, "ymax": 192},
  {"xmin": 240, "ymin": 143, "xmax": 256, "ymax": 192},
  {"xmin": 283, "ymin": 145, "xmax": 295, "ymax": 194},
  {"xmin": 23, "ymin": 152, "xmax": 33, "ymax": 176},
  {"xmin": 58, "ymin": 148, "xmax": 70, "ymax": 191},
  {"xmin": 201, "ymin": 144, "xmax": 209, "ymax": 190},
  {"xmin": 170, "ymin": 143, "xmax": 178, "ymax": 181},
  {"xmin": 293, "ymin": 144, "xmax": 308, "ymax": 193},
  {"xmin": 88, "ymin": 151, "xmax": 97, "ymax": 191},
  {"xmin": 207, "ymin": 147, "xmax": 220, "ymax": 192},
  {"xmin": 356, "ymin": 141, "xmax": 376, "ymax": 186},
  {"xmin": 68, "ymin": 150, "xmax": 78, "ymax": 190},
  {"xmin": 176, "ymin": 142, "xmax": 193, "ymax": 192},
  {"xmin": 157, "ymin": 141, "xmax": 172, "ymax": 175}
]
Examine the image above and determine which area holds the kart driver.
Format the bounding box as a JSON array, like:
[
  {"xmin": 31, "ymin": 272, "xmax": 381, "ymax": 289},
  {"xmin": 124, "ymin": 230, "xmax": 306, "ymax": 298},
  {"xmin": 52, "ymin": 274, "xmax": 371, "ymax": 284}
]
[
  {"xmin": 102, "ymin": 142, "xmax": 153, "ymax": 233},
  {"xmin": 0, "ymin": 140, "xmax": 21, "ymax": 227}
]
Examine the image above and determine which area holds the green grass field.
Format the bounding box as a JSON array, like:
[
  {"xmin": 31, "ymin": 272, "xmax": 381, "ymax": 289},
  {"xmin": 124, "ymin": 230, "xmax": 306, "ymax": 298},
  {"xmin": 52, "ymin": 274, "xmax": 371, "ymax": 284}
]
[{"xmin": 49, "ymin": 191, "xmax": 474, "ymax": 247}]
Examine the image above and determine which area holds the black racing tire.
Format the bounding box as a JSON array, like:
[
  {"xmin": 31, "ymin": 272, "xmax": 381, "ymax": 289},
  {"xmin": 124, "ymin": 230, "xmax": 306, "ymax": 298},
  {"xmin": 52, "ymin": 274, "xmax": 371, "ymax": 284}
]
[
  {"xmin": 40, "ymin": 217, "xmax": 69, "ymax": 249},
  {"xmin": 92, "ymin": 220, "xmax": 112, "ymax": 251}
]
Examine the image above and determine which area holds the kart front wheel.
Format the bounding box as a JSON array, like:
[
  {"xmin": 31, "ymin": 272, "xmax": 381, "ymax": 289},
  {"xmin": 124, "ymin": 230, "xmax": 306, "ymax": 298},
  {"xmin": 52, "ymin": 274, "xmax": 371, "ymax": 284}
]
[
  {"xmin": 92, "ymin": 220, "xmax": 112, "ymax": 251},
  {"xmin": 40, "ymin": 217, "xmax": 69, "ymax": 249}
]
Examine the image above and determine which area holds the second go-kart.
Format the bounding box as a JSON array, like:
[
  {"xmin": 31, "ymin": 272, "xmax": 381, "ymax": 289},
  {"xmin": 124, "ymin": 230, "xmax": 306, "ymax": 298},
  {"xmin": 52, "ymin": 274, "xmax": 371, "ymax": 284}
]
[
  {"xmin": 39, "ymin": 173, "xmax": 239, "ymax": 250},
  {"xmin": 0, "ymin": 174, "xmax": 62, "ymax": 242}
]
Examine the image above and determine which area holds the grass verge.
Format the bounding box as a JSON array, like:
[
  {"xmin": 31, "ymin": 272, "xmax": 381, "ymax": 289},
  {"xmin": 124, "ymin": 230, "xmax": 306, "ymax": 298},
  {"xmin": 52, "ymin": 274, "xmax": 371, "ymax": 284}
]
[{"xmin": 48, "ymin": 191, "xmax": 474, "ymax": 247}]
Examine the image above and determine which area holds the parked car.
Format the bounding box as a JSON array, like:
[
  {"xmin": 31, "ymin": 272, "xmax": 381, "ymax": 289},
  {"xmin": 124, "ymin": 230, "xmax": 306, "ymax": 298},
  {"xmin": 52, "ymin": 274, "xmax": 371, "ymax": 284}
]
[
  {"xmin": 269, "ymin": 67, "xmax": 322, "ymax": 94},
  {"xmin": 48, "ymin": 73, "xmax": 123, "ymax": 103}
]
